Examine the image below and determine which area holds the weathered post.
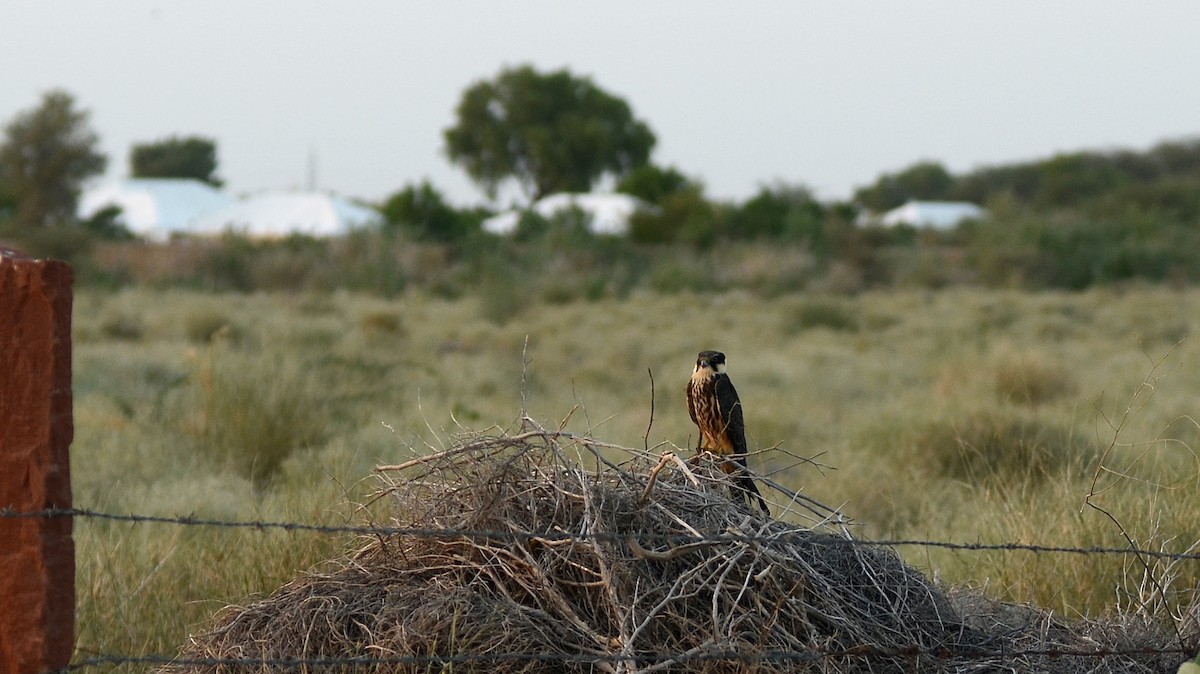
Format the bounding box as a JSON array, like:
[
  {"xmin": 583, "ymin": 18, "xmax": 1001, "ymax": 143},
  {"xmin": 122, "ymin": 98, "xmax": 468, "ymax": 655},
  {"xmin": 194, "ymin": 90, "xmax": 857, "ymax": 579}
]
[{"xmin": 0, "ymin": 247, "xmax": 74, "ymax": 674}]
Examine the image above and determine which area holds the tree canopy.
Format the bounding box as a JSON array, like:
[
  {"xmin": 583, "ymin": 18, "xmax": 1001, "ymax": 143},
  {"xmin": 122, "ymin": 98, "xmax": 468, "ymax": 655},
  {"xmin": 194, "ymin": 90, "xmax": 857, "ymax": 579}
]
[
  {"xmin": 722, "ymin": 183, "xmax": 826, "ymax": 244},
  {"xmin": 444, "ymin": 65, "xmax": 656, "ymax": 202},
  {"xmin": 616, "ymin": 163, "xmax": 694, "ymax": 205},
  {"xmin": 853, "ymin": 161, "xmax": 955, "ymax": 212},
  {"xmin": 130, "ymin": 135, "xmax": 222, "ymax": 186},
  {"xmin": 381, "ymin": 180, "xmax": 479, "ymax": 242},
  {"xmin": 0, "ymin": 90, "xmax": 107, "ymax": 228}
]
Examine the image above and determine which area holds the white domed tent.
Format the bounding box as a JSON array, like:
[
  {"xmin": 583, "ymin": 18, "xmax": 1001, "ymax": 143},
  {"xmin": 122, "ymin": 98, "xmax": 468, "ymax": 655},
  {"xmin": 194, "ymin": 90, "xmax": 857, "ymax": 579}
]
[
  {"xmin": 483, "ymin": 192, "xmax": 649, "ymax": 236},
  {"xmin": 880, "ymin": 201, "xmax": 987, "ymax": 230},
  {"xmin": 190, "ymin": 191, "xmax": 382, "ymax": 238},
  {"xmin": 77, "ymin": 178, "xmax": 235, "ymax": 241}
]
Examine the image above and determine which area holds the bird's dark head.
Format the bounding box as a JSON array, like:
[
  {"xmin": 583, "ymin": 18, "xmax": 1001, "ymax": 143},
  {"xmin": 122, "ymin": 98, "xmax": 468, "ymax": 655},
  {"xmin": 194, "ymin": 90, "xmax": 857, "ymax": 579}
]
[{"xmin": 695, "ymin": 350, "xmax": 727, "ymax": 374}]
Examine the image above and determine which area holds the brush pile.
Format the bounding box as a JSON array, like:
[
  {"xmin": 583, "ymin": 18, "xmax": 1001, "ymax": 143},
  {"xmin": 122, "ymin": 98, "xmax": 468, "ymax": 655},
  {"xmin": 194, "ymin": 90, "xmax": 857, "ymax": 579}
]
[{"xmin": 169, "ymin": 420, "xmax": 1194, "ymax": 673}]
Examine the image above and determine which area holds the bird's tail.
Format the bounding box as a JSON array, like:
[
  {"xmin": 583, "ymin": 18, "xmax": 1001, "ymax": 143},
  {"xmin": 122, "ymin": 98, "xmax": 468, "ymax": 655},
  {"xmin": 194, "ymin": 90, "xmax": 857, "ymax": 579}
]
[
  {"xmin": 737, "ymin": 473, "xmax": 771, "ymax": 515},
  {"xmin": 721, "ymin": 457, "xmax": 770, "ymax": 515}
]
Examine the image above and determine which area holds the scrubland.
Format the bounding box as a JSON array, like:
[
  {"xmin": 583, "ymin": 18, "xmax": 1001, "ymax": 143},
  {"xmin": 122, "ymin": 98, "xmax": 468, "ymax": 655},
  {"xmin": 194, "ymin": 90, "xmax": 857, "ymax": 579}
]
[{"xmin": 71, "ymin": 286, "xmax": 1200, "ymax": 658}]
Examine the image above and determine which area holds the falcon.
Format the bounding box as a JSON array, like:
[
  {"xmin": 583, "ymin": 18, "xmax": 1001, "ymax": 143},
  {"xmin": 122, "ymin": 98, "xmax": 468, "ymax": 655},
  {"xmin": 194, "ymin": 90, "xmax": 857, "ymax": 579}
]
[{"xmin": 686, "ymin": 350, "xmax": 769, "ymax": 514}]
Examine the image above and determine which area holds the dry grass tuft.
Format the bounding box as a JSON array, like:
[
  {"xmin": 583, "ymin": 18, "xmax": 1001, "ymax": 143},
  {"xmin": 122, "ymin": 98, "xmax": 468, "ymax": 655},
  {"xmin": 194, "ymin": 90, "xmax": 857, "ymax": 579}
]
[
  {"xmin": 166, "ymin": 423, "xmax": 1194, "ymax": 673},
  {"xmin": 993, "ymin": 349, "xmax": 1077, "ymax": 405}
]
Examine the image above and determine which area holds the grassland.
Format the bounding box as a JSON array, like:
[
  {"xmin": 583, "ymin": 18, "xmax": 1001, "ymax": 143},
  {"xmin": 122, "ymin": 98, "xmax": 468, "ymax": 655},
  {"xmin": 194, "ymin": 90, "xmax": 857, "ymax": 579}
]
[{"xmin": 71, "ymin": 285, "xmax": 1200, "ymax": 660}]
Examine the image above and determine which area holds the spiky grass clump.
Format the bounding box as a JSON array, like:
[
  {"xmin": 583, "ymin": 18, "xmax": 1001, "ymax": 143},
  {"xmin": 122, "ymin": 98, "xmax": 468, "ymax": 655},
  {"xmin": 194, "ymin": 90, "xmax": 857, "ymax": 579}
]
[
  {"xmin": 167, "ymin": 424, "xmax": 1194, "ymax": 674},
  {"xmin": 173, "ymin": 340, "xmax": 328, "ymax": 488}
]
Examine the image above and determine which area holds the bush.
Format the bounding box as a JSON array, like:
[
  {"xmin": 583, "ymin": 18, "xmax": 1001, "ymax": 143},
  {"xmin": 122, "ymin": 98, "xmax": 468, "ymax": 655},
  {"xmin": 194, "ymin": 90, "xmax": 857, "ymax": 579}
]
[
  {"xmin": 381, "ymin": 181, "xmax": 479, "ymax": 242},
  {"xmin": 627, "ymin": 186, "xmax": 715, "ymax": 246}
]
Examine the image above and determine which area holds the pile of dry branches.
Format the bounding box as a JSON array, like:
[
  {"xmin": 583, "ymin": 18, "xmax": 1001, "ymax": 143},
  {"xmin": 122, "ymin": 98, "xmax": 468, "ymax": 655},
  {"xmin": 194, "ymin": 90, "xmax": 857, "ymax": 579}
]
[{"xmin": 169, "ymin": 420, "xmax": 1193, "ymax": 673}]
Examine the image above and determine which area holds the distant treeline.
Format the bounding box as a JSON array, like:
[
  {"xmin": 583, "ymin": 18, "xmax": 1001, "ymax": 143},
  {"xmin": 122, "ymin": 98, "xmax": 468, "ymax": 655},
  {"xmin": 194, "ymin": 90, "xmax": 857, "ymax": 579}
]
[
  {"xmin": 377, "ymin": 137, "xmax": 1200, "ymax": 292},
  {"xmin": 8, "ymin": 138, "xmax": 1200, "ymax": 297},
  {"xmin": 854, "ymin": 138, "xmax": 1200, "ymax": 213}
]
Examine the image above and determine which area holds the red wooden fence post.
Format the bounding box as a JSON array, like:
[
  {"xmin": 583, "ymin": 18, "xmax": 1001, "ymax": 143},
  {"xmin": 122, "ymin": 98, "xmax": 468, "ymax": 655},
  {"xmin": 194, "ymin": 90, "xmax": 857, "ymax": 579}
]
[{"xmin": 0, "ymin": 248, "xmax": 75, "ymax": 674}]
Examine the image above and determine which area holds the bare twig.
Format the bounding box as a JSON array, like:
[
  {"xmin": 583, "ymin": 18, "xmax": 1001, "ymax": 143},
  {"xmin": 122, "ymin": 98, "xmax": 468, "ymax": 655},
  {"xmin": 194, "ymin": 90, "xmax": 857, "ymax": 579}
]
[
  {"xmin": 643, "ymin": 367, "xmax": 655, "ymax": 454},
  {"xmin": 638, "ymin": 452, "xmax": 674, "ymax": 505},
  {"xmin": 520, "ymin": 334, "xmax": 531, "ymax": 417},
  {"xmin": 1083, "ymin": 342, "xmax": 1188, "ymax": 649}
]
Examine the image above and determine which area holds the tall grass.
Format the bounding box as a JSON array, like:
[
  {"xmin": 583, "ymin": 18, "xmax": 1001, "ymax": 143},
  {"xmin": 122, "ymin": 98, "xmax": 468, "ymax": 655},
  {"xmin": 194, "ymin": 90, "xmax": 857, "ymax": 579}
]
[
  {"xmin": 69, "ymin": 286, "xmax": 1200, "ymax": 660},
  {"xmin": 171, "ymin": 339, "xmax": 329, "ymax": 488}
]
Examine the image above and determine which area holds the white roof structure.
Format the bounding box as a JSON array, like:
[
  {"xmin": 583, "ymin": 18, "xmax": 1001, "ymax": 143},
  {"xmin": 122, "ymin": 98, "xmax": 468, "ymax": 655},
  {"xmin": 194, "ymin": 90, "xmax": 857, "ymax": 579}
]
[
  {"xmin": 880, "ymin": 201, "xmax": 987, "ymax": 229},
  {"xmin": 190, "ymin": 191, "xmax": 382, "ymax": 238},
  {"xmin": 483, "ymin": 192, "xmax": 649, "ymax": 236},
  {"xmin": 77, "ymin": 178, "xmax": 235, "ymax": 241}
]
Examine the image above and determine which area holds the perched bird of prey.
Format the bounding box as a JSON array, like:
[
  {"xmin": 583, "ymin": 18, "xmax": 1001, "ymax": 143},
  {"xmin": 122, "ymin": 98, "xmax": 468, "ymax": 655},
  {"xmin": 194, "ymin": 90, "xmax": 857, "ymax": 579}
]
[{"xmin": 686, "ymin": 350, "xmax": 770, "ymax": 514}]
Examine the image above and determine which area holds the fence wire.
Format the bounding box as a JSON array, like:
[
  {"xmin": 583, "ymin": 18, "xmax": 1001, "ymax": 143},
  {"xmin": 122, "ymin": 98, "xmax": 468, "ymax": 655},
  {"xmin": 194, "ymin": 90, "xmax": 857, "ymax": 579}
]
[
  {"xmin": 50, "ymin": 642, "xmax": 1199, "ymax": 673},
  {"xmin": 6, "ymin": 506, "xmax": 1198, "ymax": 672},
  {"xmin": 4, "ymin": 506, "xmax": 1200, "ymax": 562}
]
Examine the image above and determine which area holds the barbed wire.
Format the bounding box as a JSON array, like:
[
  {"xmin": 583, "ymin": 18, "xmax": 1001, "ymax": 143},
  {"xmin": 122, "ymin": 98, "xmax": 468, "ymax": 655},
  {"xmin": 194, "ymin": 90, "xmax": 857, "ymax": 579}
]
[
  {"xmin": 5, "ymin": 506, "xmax": 1200, "ymax": 561},
  {"xmin": 51, "ymin": 642, "xmax": 1198, "ymax": 674}
]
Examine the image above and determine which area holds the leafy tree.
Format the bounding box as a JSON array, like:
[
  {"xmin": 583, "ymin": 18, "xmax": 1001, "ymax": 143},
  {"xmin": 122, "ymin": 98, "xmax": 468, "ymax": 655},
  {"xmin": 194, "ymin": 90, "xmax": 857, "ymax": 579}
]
[
  {"xmin": 79, "ymin": 204, "xmax": 135, "ymax": 241},
  {"xmin": 854, "ymin": 160, "xmax": 955, "ymax": 212},
  {"xmin": 381, "ymin": 180, "xmax": 478, "ymax": 242},
  {"xmin": 723, "ymin": 183, "xmax": 825, "ymax": 243},
  {"xmin": 130, "ymin": 135, "xmax": 222, "ymax": 186},
  {"xmin": 1145, "ymin": 139, "xmax": 1200, "ymax": 178},
  {"xmin": 616, "ymin": 163, "xmax": 693, "ymax": 204},
  {"xmin": 628, "ymin": 185, "xmax": 715, "ymax": 247},
  {"xmin": 444, "ymin": 65, "xmax": 656, "ymax": 201},
  {"xmin": 0, "ymin": 90, "xmax": 107, "ymax": 228}
]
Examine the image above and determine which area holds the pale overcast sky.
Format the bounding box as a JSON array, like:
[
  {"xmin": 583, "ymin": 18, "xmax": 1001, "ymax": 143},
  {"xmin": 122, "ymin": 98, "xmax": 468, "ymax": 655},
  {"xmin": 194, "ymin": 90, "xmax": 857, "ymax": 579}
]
[{"xmin": 2, "ymin": 2, "xmax": 1199, "ymax": 208}]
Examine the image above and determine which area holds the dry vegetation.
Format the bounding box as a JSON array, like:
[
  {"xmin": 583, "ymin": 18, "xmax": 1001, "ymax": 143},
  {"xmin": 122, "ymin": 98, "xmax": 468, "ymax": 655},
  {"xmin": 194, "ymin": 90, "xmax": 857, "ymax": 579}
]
[
  {"xmin": 168, "ymin": 424, "xmax": 1194, "ymax": 673},
  {"xmin": 69, "ymin": 286, "xmax": 1200, "ymax": 668}
]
